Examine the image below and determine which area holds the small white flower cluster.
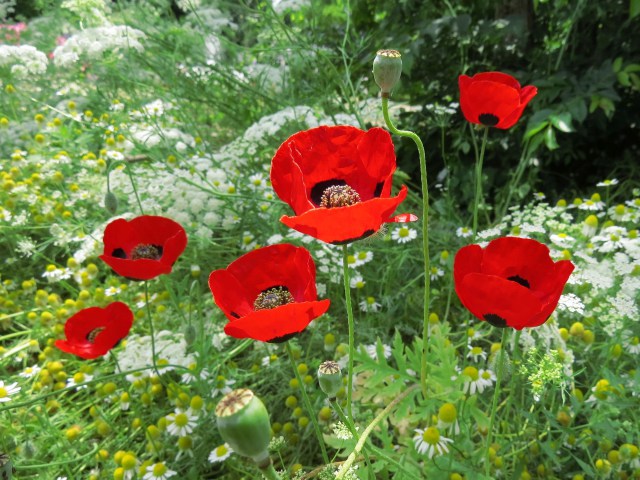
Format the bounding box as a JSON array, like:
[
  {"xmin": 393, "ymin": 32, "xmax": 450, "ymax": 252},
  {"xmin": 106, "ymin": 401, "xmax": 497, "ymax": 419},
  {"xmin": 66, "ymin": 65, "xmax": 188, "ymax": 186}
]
[
  {"xmin": 53, "ymin": 25, "xmax": 146, "ymax": 67},
  {"xmin": 0, "ymin": 44, "xmax": 48, "ymax": 78},
  {"xmin": 118, "ymin": 331, "xmax": 195, "ymax": 380}
]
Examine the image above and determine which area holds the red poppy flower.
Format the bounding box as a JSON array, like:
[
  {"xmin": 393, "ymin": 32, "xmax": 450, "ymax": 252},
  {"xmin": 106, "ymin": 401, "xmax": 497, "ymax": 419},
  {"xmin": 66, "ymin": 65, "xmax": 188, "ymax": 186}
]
[
  {"xmin": 454, "ymin": 237, "xmax": 574, "ymax": 329},
  {"xmin": 55, "ymin": 302, "xmax": 134, "ymax": 359},
  {"xmin": 458, "ymin": 72, "xmax": 537, "ymax": 129},
  {"xmin": 99, "ymin": 215, "xmax": 187, "ymax": 280},
  {"xmin": 270, "ymin": 125, "xmax": 410, "ymax": 244},
  {"xmin": 208, "ymin": 244, "xmax": 330, "ymax": 342}
]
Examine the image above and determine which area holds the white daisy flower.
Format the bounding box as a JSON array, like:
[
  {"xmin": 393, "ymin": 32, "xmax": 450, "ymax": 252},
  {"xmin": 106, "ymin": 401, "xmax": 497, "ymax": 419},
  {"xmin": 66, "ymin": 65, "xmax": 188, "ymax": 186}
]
[
  {"xmin": 456, "ymin": 226, "xmax": 472, "ymax": 238},
  {"xmin": 391, "ymin": 226, "xmax": 418, "ymax": 243},
  {"xmin": 208, "ymin": 443, "xmax": 233, "ymax": 463},
  {"xmin": 349, "ymin": 251, "xmax": 373, "ymax": 268},
  {"xmin": 165, "ymin": 409, "xmax": 197, "ymax": 437},
  {"xmin": 66, "ymin": 372, "xmax": 93, "ymax": 390},
  {"xmin": 19, "ymin": 365, "xmax": 42, "ymax": 378},
  {"xmin": 429, "ymin": 266, "xmax": 444, "ymax": 281},
  {"xmin": 467, "ymin": 345, "xmax": 487, "ymax": 362},
  {"xmin": 143, "ymin": 462, "xmax": 176, "ymax": 480},
  {"xmin": 211, "ymin": 375, "xmax": 236, "ymax": 398},
  {"xmin": 549, "ymin": 233, "xmax": 576, "ymax": 248},
  {"xmin": 413, "ymin": 426, "xmax": 453, "ymax": 459},
  {"xmin": 363, "ymin": 343, "xmax": 392, "ymax": 361},
  {"xmin": 578, "ymin": 199, "xmax": 605, "ymax": 211},
  {"xmin": 349, "ymin": 275, "xmax": 365, "ymax": 289},
  {"xmin": 359, "ymin": 296, "xmax": 381, "ymax": 313},
  {"xmin": 623, "ymin": 332, "xmax": 640, "ymax": 355},
  {"xmin": 461, "ymin": 366, "xmax": 488, "ymax": 395},
  {"xmin": 596, "ymin": 179, "xmax": 619, "ymax": 187},
  {"xmin": 0, "ymin": 381, "xmax": 21, "ymax": 402}
]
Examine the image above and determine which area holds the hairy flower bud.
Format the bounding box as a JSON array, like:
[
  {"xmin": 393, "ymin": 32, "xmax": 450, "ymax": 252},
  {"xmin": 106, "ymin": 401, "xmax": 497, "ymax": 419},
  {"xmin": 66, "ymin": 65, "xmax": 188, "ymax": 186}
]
[
  {"xmin": 104, "ymin": 191, "xmax": 118, "ymax": 215},
  {"xmin": 215, "ymin": 389, "xmax": 271, "ymax": 468},
  {"xmin": 373, "ymin": 49, "xmax": 402, "ymax": 95}
]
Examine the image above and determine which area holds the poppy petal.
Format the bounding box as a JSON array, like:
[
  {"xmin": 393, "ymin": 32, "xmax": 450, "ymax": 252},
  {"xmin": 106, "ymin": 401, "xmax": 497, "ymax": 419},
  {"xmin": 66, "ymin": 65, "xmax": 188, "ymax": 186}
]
[
  {"xmin": 453, "ymin": 244, "xmax": 483, "ymax": 286},
  {"xmin": 458, "ymin": 273, "xmax": 544, "ymax": 329},
  {"xmin": 99, "ymin": 256, "xmax": 173, "ymax": 280},
  {"xmin": 224, "ymin": 300, "xmax": 330, "ymax": 342},
  {"xmin": 280, "ymin": 185, "xmax": 408, "ymax": 244}
]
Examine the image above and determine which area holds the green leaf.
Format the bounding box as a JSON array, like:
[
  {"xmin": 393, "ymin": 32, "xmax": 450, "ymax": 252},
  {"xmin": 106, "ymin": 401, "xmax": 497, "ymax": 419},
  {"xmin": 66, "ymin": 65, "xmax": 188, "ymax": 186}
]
[
  {"xmin": 549, "ymin": 112, "xmax": 573, "ymax": 132},
  {"xmin": 631, "ymin": 0, "xmax": 640, "ymax": 18},
  {"xmin": 618, "ymin": 71, "xmax": 631, "ymax": 87},
  {"xmin": 544, "ymin": 126, "xmax": 559, "ymax": 150},
  {"xmin": 613, "ymin": 57, "xmax": 623, "ymax": 73}
]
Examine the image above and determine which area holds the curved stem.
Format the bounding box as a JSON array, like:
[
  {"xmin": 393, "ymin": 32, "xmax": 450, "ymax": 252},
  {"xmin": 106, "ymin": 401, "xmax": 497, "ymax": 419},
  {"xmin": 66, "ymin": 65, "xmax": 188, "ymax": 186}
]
[
  {"xmin": 342, "ymin": 244, "xmax": 356, "ymax": 421},
  {"xmin": 285, "ymin": 342, "xmax": 329, "ymax": 465},
  {"xmin": 472, "ymin": 127, "xmax": 489, "ymax": 241},
  {"xmin": 331, "ymin": 400, "xmax": 374, "ymax": 478},
  {"xmin": 381, "ymin": 95, "xmax": 431, "ymax": 398},
  {"xmin": 335, "ymin": 384, "xmax": 419, "ymax": 479},
  {"xmin": 483, "ymin": 328, "xmax": 508, "ymax": 477},
  {"xmin": 144, "ymin": 281, "xmax": 162, "ymax": 380}
]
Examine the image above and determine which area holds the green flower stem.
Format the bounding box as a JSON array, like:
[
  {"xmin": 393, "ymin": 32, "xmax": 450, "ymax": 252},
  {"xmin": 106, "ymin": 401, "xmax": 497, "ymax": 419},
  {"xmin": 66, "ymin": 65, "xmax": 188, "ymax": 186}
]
[
  {"xmin": 144, "ymin": 281, "xmax": 162, "ymax": 381},
  {"xmin": 341, "ymin": 244, "xmax": 356, "ymax": 421},
  {"xmin": 381, "ymin": 95, "xmax": 431, "ymax": 398},
  {"xmin": 285, "ymin": 342, "xmax": 329, "ymax": 465},
  {"xmin": 330, "ymin": 400, "xmax": 374, "ymax": 478},
  {"xmin": 335, "ymin": 384, "xmax": 419, "ymax": 480},
  {"xmin": 259, "ymin": 460, "xmax": 283, "ymax": 480},
  {"xmin": 125, "ymin": 163, "xmax": 145, "ymax": 215},
  {"xmin": 497, "ymin": 138, "xmax": 531, "ymax": 220},
  {"xmin": 472, "ymin": 127, "xmax": 489, "ymax": 241},
  {"xmin": 483, "ymin": 328, "xmax": 508, "ymax": 477}
]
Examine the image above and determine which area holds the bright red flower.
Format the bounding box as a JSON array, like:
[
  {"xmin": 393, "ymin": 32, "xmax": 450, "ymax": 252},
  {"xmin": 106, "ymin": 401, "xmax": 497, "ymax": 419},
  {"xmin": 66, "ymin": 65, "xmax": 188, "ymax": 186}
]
[
  {"xmin": 454, "ymin": 237, "xmax": 574, "ymax": 329},
  {"xmin": 458, "ymin": 72, "xmax": 537, "ymax": 129},
  {"xmin": 99, "ymin": 215, "xmax": 187, "ymax": 280},
  {"xmin": 55, "ymin": 302, "xmax": 134, "ymax": 359},
  {"xmin": 271, "ymin": 125, "xmax": 410, "ymax": 244},
  {"xmin": 208, "ymin": 244, "xmax": 330, "ymax": 342}
]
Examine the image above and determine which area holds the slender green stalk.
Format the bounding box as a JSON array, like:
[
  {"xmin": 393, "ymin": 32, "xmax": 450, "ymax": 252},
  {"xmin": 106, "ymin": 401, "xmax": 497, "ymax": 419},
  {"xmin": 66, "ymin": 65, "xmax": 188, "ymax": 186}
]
[
  {"xmin": 341, "ymin": 244, "xmax": 356, "ymax": 421},
  {"xmin": 472, "ymin": 127, "xmax": 489, "ymax": 240},
  {"xmin": 381, "ymin": 95, "xmax": 431, "ymax": 398},
  {"xmin": 483, "ymin": 328, "xmax": 508, "ymax": 477},
  {"xmin": 331, "ymin": 400, "xmax": 374, "ymax": 479},
  {"xmin": 125, "ymin": 163, "xmax": 145, "ymax": 214},
  {"xmin": 335, "ymin": 384, "xmax": 419, "ymax": 479},
  {"xmin": 144, "ymin": 281, "xmax": 162, "ymax": 380},
  {"xmin": 285, "ymin": 342, "xmax": 329, "ymax": 465},
  {"xmin": 259, "ymin": 461, "xmax": 283, "ymax": 480},
  {"xmin": 497, "ymin": 138, "xmax": 531, "ymax": 220}
]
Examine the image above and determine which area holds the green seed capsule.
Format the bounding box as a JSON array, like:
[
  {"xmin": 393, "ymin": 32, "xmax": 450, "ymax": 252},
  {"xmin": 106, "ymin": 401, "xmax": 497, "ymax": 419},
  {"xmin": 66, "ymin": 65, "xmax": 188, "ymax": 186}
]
[
  {"xmin": 318, "ymin": 361, "xmax": 342, "ymax": 399},
  {"xmin": 104, "ymin": 191, "xmax": 118, "ymax": 215},
  {"xmin": 215, "ymin": 389, "xmax": 271, "ymax": 468},
  {"xmin": 372, "ymin": 49, "xmax": 402, "ymax": 94}
]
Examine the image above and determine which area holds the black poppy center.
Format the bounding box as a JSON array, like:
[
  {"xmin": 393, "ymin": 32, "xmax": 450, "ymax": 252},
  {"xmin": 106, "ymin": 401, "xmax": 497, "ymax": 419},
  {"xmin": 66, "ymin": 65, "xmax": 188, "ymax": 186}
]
[
  {"xmin": 86, "ymin": 327, "xmax": 105, "ymax": 343},
  {"xmin": 130, "ymin": 244, "xmax": 163, "ymax": 260},
  {"xmin": 484, "ymin": 313, "xmax": 508, "ymax": 328},
  {"xmin": 478, "ymin": 113, "xmax": 499, "ymax": 127},
  {"xmin": 254, "ymin": 286, "xmax": 295, "ymax": 311},
  {"xmin": 507, "ymin": 275, "xmax": 530, "ymax": 289},
  {"xmin": 320, "ymin": 185, "xmax": 361, "ymax": 208}
]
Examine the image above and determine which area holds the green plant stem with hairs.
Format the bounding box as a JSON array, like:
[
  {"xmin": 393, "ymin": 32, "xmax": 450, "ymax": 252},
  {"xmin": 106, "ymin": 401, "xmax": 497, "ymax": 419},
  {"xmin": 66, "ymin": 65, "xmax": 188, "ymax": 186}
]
[
  {"xmin": 285, "ymin": 342, "xmax": 329, "ymax": 465},
  {"xmin": 472, "ymin": 127, "xmax": 489, "ymax": 240},
  {"xmin": 331, "ymin": 400, "xmax": 374, "ymax": 479},
  {"xmin": 381, "ymin": 95, "xmax": 431, "ymax": 398},
  {"xmin": 342, "ymin": 244, "xmax": 356, "ymax": 421},
  {"xmin": 260, "ymin": 461, "xmax": 282, "ymax": 480},
  {"xmin": 483, "ymin": 328, "xmax": 509, "ymax": 477}
]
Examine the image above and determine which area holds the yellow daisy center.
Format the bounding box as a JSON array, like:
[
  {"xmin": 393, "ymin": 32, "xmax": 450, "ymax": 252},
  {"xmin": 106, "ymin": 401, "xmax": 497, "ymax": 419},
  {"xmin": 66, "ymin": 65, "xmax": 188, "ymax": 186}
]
[
  {"xmin": 153, "ymin": 463, "xmax": 167, "ymax": 476},
  {"xmin": 422, "ymin": 427, "xmax": 440, "ymax": 445},
  {"xmin": 462, "ymin": 366, "xmax": 479, "ymax": 381},
  {"xmin": 174, "ymin": 413, "xmax": 189, "ymax": 427},
  {"xmin": 0, "ymin": 387, "xmax": 7, "ymax": 398},
  {"xmin": 215, "ymin": 445, "xmax": 228, "ymax": 456}
]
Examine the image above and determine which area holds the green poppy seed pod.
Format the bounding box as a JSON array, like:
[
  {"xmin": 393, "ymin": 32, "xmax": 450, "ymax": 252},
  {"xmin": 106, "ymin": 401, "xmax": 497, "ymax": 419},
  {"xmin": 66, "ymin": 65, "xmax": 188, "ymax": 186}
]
[
  {"xmin": 215, "ymin": 389, "xmax": 272, "ymax": 468},
  {"xmin": 0, "ymin": 452, "xmax": 14, "ymax": 479},
  {"xmin": 104, "ymin": 191, "xmax": 118, "ymax": 215},
  {"xmin": 318, "ymin": 360, "xmax": 342, "ymax": 399},
  {"xmin": 372, "ymin": 49, "xmax": 402, "ymax": 95},
  {"xmin": 183, "ymin": 324, "xmax": 196, "ymax": 345}
]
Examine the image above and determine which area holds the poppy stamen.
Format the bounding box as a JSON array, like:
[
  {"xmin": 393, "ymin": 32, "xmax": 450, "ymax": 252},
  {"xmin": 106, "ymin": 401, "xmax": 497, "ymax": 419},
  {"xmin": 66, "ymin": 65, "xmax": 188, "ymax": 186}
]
[
  {"xmin": 86, "ymin": 327, "xmax": 105, "ymax": 343},
  {"xmin": 130, "ymin": 244, "xmax": 163, "ymax": 260},
  {"xmin": 254, "ymin": 287, "xmax": 295, "ymax": 311},
  {"xmin": 320, "ymin": 185, "xmax": 361, "ymax": 208}
]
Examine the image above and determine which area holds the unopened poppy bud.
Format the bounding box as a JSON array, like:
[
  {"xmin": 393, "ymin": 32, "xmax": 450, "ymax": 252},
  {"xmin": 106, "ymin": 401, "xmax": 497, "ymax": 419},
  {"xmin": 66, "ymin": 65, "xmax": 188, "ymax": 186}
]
[
  {"xmin": 104, "ymin": 191, "xmax": 118, "ymax": 215},
  {"xmin": 183, "ymin": 324, "xmax": 196, "ymax": 345},
  {"xmin": 318, "ymin": 360, "xmax": 342, "ymax": 398},
  {"xmin": 215, "ymin": 389, "xmax": 271, "ymax": 468},
  {"xmin": 373, "ymin": 49, "xmax": 402, "ymax": 95}
]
